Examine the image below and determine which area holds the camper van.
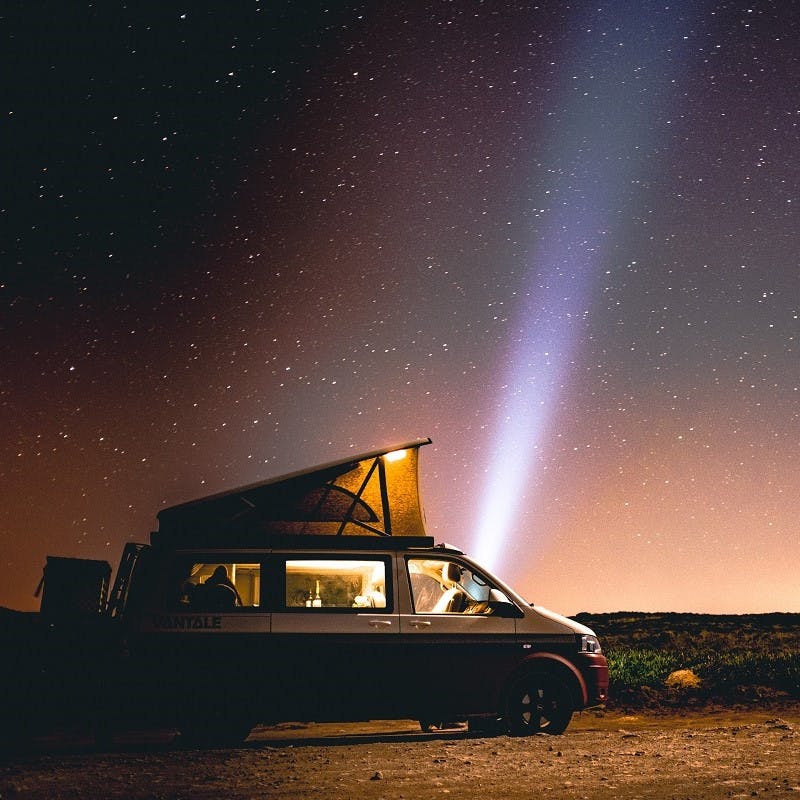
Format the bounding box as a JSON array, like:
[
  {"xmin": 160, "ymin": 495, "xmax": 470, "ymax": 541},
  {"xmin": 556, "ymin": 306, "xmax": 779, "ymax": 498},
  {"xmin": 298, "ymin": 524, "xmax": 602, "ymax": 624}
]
[{"xmin": 4, "ymin": 438, "xmax": 608, "ymax": 744}]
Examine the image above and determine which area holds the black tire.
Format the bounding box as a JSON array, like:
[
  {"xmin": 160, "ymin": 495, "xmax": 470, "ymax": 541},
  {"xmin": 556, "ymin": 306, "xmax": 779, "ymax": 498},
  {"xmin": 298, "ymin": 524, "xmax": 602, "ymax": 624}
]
[{"xmin": 503, "ymin": 672, "xmax": 573, "ymax": 736}]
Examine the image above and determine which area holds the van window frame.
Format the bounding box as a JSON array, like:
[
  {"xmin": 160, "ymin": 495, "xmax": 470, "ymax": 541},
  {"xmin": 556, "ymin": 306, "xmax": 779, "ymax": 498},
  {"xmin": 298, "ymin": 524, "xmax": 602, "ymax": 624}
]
[
  {"xmin": 161, "ymin": 552, "xmax": 267, "ymax": 613},
  {"xmin": 275, "ymin": 553, "xmax": 393, "ymax": 613},
  {"xmin": 404, "ymin": 554, "xmax": 499, "ymax": 616}
]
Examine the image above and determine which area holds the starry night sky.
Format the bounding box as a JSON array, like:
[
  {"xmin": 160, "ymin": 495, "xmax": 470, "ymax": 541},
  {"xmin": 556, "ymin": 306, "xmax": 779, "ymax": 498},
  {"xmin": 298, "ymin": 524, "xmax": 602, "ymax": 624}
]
[{"xmin": 2, "ymin": 2, "xmax": 798, "ymax": 614}]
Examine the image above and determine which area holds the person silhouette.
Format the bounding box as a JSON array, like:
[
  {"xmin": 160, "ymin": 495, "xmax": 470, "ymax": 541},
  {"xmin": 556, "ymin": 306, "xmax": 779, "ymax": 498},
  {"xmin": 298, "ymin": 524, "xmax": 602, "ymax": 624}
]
[{"xmin": 194, "ymin": 565, "xmax": 242, "ymax": 610}]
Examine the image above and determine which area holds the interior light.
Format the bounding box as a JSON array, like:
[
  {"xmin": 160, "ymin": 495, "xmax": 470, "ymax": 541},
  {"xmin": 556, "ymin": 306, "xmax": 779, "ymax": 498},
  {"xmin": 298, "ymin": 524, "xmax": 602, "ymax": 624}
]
[{"xmin": 383, "ymin": 449, "xmax": 407, "ymax": 463}]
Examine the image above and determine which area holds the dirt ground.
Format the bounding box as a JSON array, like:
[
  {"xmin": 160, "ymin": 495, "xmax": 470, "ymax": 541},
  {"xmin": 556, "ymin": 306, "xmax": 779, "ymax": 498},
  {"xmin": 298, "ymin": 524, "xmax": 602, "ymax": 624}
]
[{"xmin": 2, "ymin": 709, "xmax": 800, "ymax": 799}]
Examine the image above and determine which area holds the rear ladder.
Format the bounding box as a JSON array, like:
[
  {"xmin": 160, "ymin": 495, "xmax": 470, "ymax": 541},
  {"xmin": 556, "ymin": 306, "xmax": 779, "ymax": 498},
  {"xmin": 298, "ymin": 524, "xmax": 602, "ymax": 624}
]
[{"xmin": 106, "ymin": 543, "xmax": 147, "ymax": 618}]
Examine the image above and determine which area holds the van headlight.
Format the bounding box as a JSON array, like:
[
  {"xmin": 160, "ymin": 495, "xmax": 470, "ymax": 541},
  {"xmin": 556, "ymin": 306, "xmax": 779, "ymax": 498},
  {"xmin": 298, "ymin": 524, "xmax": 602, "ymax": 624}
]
[{"xmin": 580, "ymin": 634, "xmax": 602, "ymax": 654}]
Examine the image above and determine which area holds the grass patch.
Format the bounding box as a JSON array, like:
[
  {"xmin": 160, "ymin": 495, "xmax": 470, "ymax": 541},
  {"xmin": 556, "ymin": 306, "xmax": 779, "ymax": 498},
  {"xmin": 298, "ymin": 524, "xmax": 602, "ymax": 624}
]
[{"xmin": 574, "ymin": 612, "xmax": 800, "ymax": 708}]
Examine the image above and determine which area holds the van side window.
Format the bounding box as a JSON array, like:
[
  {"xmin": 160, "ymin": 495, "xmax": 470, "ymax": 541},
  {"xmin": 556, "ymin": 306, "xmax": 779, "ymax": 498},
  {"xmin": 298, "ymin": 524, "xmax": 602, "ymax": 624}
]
[
  {"xmin": 283, "ymin": 559, "xmax": 389, "ymax": 611},
  {"xmin": 407, "ymin": 558, "xmax": 493, "ymax": 615},
  {"xmin": 173, "ymin": 561, "xmax": 261, "ymax": 611}
]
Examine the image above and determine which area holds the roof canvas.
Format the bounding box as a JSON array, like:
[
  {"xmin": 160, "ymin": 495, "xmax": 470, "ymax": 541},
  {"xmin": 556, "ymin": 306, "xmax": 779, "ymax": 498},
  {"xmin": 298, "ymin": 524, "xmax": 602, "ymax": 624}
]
[{"xmin": 154, "ymin": 438, "xmax": 431, "ymax": 545}]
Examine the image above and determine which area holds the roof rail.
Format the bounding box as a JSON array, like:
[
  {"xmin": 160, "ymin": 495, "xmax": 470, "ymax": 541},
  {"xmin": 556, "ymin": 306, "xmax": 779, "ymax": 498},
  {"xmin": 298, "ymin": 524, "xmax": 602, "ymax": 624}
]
[{"xmin": 163, "ymin": 534, "xmax": 437, "ymax": 551}]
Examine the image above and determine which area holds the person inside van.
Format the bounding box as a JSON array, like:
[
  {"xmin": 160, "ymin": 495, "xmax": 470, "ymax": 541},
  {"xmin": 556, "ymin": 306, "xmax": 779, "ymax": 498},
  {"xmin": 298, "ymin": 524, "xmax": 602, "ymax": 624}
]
[
  {"xmin": 432, "ymin": 562, "xmax": 468, "ymax": 613},
  {"xmin": 193, "ymin": 565, "xmax": 242, "ymax": 611}
]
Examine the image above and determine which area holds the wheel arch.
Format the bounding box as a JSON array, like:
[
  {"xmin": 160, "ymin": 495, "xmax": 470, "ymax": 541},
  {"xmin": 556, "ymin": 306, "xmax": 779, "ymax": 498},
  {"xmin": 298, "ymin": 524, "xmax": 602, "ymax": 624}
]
[{"xmin": 502, "ymin": 652, "xmax": 588, "ymax": 712}]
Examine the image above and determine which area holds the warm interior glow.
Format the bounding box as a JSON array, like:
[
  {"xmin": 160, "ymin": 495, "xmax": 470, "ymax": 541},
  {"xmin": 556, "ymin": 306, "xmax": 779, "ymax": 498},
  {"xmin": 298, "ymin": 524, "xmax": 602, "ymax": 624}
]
[
  {"xmin": 199, "ymin": 563, "xmax": 260, "ymax": 605},
  {"xmin": 284, "ymin": 559, "xmax": 387, "ymax": 608},
  {"xmin": 383, "ymin": 449, "xmax": 407, "ymax": 463}
]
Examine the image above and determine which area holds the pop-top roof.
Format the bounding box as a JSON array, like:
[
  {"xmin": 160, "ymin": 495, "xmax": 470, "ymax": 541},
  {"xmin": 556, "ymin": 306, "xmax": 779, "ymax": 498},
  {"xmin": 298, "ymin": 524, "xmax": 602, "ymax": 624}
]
[{"xmin": 153, "ymin": 438, "xmax": 431, "ymax": 546}]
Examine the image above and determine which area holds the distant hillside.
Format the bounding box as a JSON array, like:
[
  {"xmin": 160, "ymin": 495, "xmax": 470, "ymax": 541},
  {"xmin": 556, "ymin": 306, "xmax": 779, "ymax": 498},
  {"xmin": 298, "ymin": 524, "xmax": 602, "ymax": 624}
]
[
  {"xmin": 573, "ymin": 612, "xmax": 800, "ymax": 709},
  {"xmin": 573, "ymin": 611, "xmax": 800, "ymax": 650}
]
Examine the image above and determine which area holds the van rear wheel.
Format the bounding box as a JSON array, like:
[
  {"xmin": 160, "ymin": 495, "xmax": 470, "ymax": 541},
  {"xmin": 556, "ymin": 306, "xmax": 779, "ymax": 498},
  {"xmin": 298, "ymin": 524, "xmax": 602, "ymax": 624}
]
[{"xmin": 504, "ymin": 672, "xmax": 572, "ymax": 736}]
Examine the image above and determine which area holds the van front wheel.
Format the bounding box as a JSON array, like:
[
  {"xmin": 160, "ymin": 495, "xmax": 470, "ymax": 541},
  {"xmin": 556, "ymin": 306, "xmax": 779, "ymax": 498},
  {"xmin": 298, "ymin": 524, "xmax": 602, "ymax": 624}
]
[{"xmin": 503, "ymin": 672, "xmax": 572, "ymax": 736}]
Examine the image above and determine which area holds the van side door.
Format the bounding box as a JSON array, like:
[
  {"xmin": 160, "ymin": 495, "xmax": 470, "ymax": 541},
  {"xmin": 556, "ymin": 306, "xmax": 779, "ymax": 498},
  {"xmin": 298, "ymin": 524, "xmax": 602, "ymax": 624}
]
[
  {"xmin": 269, "ymin": 552, "xmax": 400, "ymax": 720},
  {"xmin": 399, "ymin": 555, "xmax": 519, "ymax": 717}
]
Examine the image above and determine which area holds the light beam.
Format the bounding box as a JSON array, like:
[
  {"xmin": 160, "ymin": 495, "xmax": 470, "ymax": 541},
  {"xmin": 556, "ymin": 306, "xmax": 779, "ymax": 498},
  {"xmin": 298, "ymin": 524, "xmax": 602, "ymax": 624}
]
[{"xmin": 472, "ymin": 3, "xmax": 697, "ymax": 572}]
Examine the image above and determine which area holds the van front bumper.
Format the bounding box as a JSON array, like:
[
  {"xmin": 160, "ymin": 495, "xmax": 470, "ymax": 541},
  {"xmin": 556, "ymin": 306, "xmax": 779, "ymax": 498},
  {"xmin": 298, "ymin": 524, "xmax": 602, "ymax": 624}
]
[{"xmin": 578, "ymin": 652, "xmax": 609, "ymax": 706}]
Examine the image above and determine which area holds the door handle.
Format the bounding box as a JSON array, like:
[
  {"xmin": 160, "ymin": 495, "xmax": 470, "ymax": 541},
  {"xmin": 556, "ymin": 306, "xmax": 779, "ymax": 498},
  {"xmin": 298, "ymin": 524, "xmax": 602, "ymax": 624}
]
[
  {"xmin": 368, "ymin": 619, "xmax": 393, "ymax": 628},
  {"xmin": 408, "ymin": 620, "xmax": 432, "ymax": 628}
]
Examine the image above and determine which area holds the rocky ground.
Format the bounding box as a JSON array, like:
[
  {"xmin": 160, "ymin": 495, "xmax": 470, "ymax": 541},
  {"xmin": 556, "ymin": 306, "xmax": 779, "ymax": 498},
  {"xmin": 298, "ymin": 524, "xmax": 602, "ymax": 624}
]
[{"xmin": 2, "ymin": 709, "xmax": 800, "ymax": 799}]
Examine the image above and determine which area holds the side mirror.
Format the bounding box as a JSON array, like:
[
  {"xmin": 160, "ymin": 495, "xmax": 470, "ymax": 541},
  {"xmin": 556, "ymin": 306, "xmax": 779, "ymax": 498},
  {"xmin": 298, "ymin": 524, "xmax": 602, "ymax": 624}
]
[{"xmin": 487, "ymin": 588, "xmax": 523, "ymax": 618}]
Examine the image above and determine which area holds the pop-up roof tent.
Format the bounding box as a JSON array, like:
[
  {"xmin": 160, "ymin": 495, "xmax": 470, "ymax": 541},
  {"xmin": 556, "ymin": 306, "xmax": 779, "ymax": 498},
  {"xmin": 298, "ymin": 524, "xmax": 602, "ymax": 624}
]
[{"xmin": 153, "ymin": 438, "xmax": 432, "ymax": 546}]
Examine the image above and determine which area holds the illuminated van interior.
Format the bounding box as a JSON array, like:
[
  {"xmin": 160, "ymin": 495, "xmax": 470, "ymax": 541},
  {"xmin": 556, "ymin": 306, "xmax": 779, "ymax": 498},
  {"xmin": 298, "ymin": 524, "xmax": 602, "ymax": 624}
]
[
  {"xmin": 183, "ymin": 562, "xmax": 261, "ymax": 608},
  {"xmin": 407, "ymin": 558, "xmax": 493, "ymax": 614},
  {"xmin": 284, "ymin": 559, "xmax": 387, "ymax": 609}
]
